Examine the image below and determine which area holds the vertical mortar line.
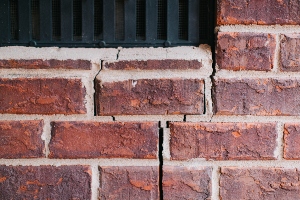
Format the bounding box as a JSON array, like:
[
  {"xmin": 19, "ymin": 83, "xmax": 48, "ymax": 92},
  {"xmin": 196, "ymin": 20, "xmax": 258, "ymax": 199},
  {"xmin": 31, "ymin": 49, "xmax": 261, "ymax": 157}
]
[
  {"xmin": 82, "ymin": 74, "xmax": 95, "ymax": 119},
  {"xmin": 205, "ymin": 77, "xmax": 213, "ymax": 118},
  {"xmin": 91, "ymin": 163, "xmax": 100, "ymax": 200},
  {"xmin": 93, "ymin": 61, "xmax": 103, "ymax": 117},
  {"xmin": 211, "ymin": 165, "xmax": 220, "ymax": 200},
  {"xmin": 162, "ymin": 128, "xmax": 171, "ymax": 160},
  {"xmin": 272, "ymin": 33, "xmax": 281, "ymax": 73},
  {"xmin": 41, "ymin": 118, "xmax": 51, "ymax": 158},
  {"xmin": 275, "ymin": 122, "xmax": 284, "ymax": 160},
  {"xmin": 158, "ymin": 125, "xmax": 164, "ymax": 200}
]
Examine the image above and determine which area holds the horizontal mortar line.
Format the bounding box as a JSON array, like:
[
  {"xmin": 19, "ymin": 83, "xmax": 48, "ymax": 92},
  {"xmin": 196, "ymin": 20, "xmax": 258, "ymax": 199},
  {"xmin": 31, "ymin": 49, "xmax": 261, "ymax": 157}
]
[
  {"xmin": 0, "ymin": 115, "xmax": 114, "ymax": 121},
  {"xmin": 0, "ymin": 158, "xmax": 159, "ymax": 166},
  {"xmin": 163, "ymin": 160, "xmax": 300, "ymax": 168},
  {"xmin": 215, "ymin": 71, "xmax": 300, "ymax": 79},
  {"xmin": 0, "ymin": 71, "xmax": 99, "ymax": 78},
  {"xmin": 97, "ymin": 70, "xmax": 213, "ymax": 82},
  {"xmin": 217, "ymin": 25, "xmax": 300, "ymax": 34},
  {"xmin": 113, "ymin": 115, "xmax": 185, "ymax": 122},
  {"xmin": 187, "ymin": 115, "xmax": 300, "ymax": 123}
]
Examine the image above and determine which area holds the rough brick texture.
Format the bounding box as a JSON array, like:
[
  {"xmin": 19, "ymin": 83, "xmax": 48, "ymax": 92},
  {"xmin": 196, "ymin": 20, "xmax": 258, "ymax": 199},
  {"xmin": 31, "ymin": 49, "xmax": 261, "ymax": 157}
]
[
  {"xmin": 49, "ymin": 121, "xmax": 158, "ymax": 159},
  {"xmin": 0, "ymin": 165, "xmax": 91, "ymax": 199},
  {"xmin": 163, "ymin": 166, "xmax": 211, "ymax": 200},
  {"xmin": 0, "ymin": 78, "xmax": 86, "ymax": 114},
  {"xmin": 104, "ymin": 60, "xmax": 202, "ymax": 70},
  {"xmin": 220, "ymin": 167, "xmax": 300, "ymax": 200},
  {"xmin": 0, "ymin": 59, "xmax": 91, "ymax": 69},
  {"xmin": 99, "ymin": 166, "xmax": 159, "ymax": 200},
  {"xmin": 96, "ymin": 79, "xmax": 204, "ymax": 115},
  {"xmin": 217, "ymin": 32, "xmax": 276, "ymax": 71},
  {"xmin": 170, "ymin": 122, "xmax": 276, "ymax": 160},
  {"xmin": 280, "ymin": 34, "xmax": 300, "ymax": 72},
  {"xmin": 0, "ymin": 120, "xmax": 44, "ymax": 158},
  {"xmin": 214, "ymin": 78, "xmax": 300, "ymax": 115},
  {"xmin": 217, "ymin": 0, "xmax": 300, "ymax": 25},
  {"xmin": 284, "ymin": 124, "xmax": 300, "ymax": 159}
]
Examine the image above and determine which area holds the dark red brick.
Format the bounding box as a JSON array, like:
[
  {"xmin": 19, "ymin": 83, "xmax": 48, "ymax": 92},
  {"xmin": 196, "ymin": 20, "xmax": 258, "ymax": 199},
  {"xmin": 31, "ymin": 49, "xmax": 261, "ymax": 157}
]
[
  {"xmin": 170, "ymin": 122, "xmax": 276, "ymax": 160},
  {"xmin": 284, "ymin": 123, "xmax": 300, "ymax": 159},
  {"xmin": 280, "ymin": 34, "xmax": 300, "ymax": 72},
  {"xmin": 96, "ymin": 79, "xmax": 204, "ymax": 115},
  {"xmin": 99, "ymin": 166, "xmax": 159, "ymax": 200},
  {"xmin": 0, "ymin": 120, "xmax": 44, "ymax": 158},
  {"xmin": 104, "ymin": 60, "xmax": 202, "ymax": 70},
  {"xmin": 217, "ymin": 32, "xmax": 276, "ymax": 71},
  {"xmin": 217, "ymin": 0, "xmax": 300, "ymax": 25},
  {"xmin": 220, "ymin": 167, "xmax": 300, "ymax": 200},
  {"xmin": 163, "ymin": 166, "xmax": 211, "ymax": 200},
  {"xmin": 0, "ymin": 78, "xmax": 86, "ymax": 114},
  {"xmin": 0, "ymin": 59, "xmax": 91, "ymax": 69},
  {"xmin": 213, "ymin": 78, "xmax": 300, "ymax": 115},
  {"xmin": 0, "ymin": 165, "xmax": 91, "ymax": 199},
  {"xmin": 49, "ymin": 121, "xmax": 158, "ymax": 159}
]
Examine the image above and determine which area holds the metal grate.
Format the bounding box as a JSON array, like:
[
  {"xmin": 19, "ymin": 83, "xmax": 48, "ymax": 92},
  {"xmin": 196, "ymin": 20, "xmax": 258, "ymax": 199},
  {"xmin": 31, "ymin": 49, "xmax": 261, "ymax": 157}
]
[{"xmin": 0, "ymin": 0, "xmax": 213, "ymax": 47}]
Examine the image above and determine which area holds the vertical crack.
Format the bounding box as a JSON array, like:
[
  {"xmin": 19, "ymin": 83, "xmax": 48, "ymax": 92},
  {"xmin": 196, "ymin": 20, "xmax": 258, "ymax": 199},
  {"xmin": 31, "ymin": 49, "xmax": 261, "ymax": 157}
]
[{"xmin": 158, "ymin": 127, "xmax": 164, "ymax": 200}]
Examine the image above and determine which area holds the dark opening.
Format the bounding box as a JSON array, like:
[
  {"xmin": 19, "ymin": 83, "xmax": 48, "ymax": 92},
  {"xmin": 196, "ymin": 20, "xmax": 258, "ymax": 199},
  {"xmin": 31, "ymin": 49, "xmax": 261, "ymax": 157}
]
[
  {"xmin": 52, "ymin": 0, "xmax": 61, "ymax": 41},
  {"xmin": 157, "ymin": 0, "xmax": 167, "ymax": 40},
  {"xmin": 31, "ymin": 0, "xmax": 40, "ymax": 40},
  {"xmin": 136, "ymin": 0, "xmax": 146, "ymax": 40},
  {"xmin": 94, "ymin": 0, "xmax": 103, "ymax": 40},
  {"xmin": 199, "ymin": 0, "xmax": 208, "ymax": 41},
  {"xmin": 73, "ymin": 0, "xmax": 82, "ymax": 41},
  {"xmin": 10, "ymin": 0, "xmax": 18, "ymax": 40},
  {"xmin": 115, "ymin": 0, "xmax": 125, "ymax": 41},
  {"xmin": 179, "ymin": 0, "xmax": 188, "ymax": 40}
]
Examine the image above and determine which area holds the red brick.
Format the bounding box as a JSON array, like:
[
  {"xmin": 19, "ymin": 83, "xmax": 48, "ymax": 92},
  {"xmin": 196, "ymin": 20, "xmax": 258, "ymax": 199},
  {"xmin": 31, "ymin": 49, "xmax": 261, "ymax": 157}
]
[
  {"xmin": 0, "ymin": 165, "xmax": 91, "ymax": 199},
  {"xmin": 213, "ymin": 78, "xmax": 300, "ymax": 115},
  {"xmin": 280, "ymin": 34, "xmax": 300, "ymax": 72},
  {"xmin": 170, "ymin": 122, "xmax": 276, "ymax": 160},
  {"xmin": 0, "ymin": 78, "xmax": 86, "ymax": 114},
  {"xmin": 104, "ymin": 60, "xmax": 202, "ymax": 70},
  {"xmin": 99, "ymin": 166, "xmax": 159, "ymax": 200},
  {"xmin": 0, "ymin": 59, "xmax": 91, "ymax": 69},
  {"xmin": 217, "ymin": 0, "xmax": 300, "ymax": 25},
  {"xmin": 163, "ymin": 166, "xmax": 211, "ymax": 200},
  {"xmin": 217, "ymin": 32, "xmax": 276, "ymax": 71},
  {"xmin": 49, "ymin": 121, "xmax": 158, "ymax": 159},
  {"xmin": 96, "ymin": 79, "xmax": 204, "ymax": 115},
  {"xmin": 283, "ymin": 123, "xmax": 300, "ymax": 159},
  {"xmin": 0, "ymin": 120, "xmax": 44, "ymax": 158},
  {"xmin": 220, "ymin": 167, "xmax": 300, "ymax": 200}
]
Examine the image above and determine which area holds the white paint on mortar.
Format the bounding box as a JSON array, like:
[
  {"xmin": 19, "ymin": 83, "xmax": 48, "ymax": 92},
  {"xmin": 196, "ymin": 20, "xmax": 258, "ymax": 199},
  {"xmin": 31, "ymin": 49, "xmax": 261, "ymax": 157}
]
[
  {"xmin": 272, "ymin": 34, "xmax": 281, "ymax": 73},
  {"xmin": 211, "ymin": 166, "xmax": 220, "ymax": 200},
  {"xmin": 41, "ymin": 118, "xmax": 51, "ymax": 157},
  {"xmin": 215, "ymin": 70, "xmax": 300, "ymax": 79},
  {"xmin": 275, "ymin": 123, "xmax": 284, "ymax": 160},
  {"xmin": 0, "ymin": 47, "xmax": 118, "ymax": 62},
  {"xmin": 204, "ymin": 77, "xmax": 213, "ymax": 117},
  {"xmin": 91, "ymin": 164, "xmax": 100, "ymax": 200}
]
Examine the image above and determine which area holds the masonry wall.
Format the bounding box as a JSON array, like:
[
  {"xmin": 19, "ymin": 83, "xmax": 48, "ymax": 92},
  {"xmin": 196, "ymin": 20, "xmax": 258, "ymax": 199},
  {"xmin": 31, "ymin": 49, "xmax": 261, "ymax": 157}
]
[{"xmin": 2, "ymin": 0, "xmax": 300, "ymax": 199}]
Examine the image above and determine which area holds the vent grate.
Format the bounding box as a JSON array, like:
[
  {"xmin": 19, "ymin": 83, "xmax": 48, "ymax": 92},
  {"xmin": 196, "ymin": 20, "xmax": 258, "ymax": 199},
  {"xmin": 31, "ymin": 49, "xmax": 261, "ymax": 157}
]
[{"xmin": 0, "ymin": 0, "xmax": 213, "ymax": 47}]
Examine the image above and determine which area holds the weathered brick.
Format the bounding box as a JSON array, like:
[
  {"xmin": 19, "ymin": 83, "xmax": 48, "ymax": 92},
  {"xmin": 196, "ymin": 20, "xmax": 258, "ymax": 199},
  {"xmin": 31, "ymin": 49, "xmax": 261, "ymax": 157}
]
[
  {"xmin": 284, "ymin": 124, "xmax": 300, "ymax": 159},
  {"xmin": 213, "ymin": 78, "xmax": 300, "ymax": 115},
  {"xmin": 99, "ymin": 166, "xmax": 159, "ymax": 200},
  {"xmin": 104, "ymin": 60, "xmax": 202, "ymax": 70},
  {"xmin": 0, "ymin": 120, "xmax": 44, "ymax": 158},
  {"xmin": 220, "ymin": 167, "xmax": 300, "ymax": 200},
  {"xmin": 49, "ymin": 121, "xmax": 158, "ymax": 159},
  {"xmin": 217, "ymin": 0, "xmax": 300, "ymax": 25},
  {"xmin": 0, "ymin": 78, "xmax": 86, "ymax": 114},
  {"xmin": 163, "ymin": 166, "xmax": 211, "ymax": 200},
  {"xmin": 96, "ymin": 79, "xmax": 204, "ymax": 115},
  {"xmin": 170, "ymin": 122, "xmax": 276, "ymax": 160},
  {"xmin": 0, "ymin": 165, "xmax": 91, "ymax": 199},
  {"xmin": 217, "ymin": 32, "xmax": 276, "ymax": 71},
  {"xmin": 0, "ymin": 59, "xmax": 91, "ymax": 69},
  {"xmin": 280, "ymin": 34, "xmax": 300, "ymax": 72}
]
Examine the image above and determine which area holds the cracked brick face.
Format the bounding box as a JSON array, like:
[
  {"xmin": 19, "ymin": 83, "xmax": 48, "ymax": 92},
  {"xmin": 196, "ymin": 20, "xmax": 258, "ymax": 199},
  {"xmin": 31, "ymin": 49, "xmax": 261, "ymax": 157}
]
[{"xmin": 99, "ymin": 166, "xmax": 159, "ymax": 200}]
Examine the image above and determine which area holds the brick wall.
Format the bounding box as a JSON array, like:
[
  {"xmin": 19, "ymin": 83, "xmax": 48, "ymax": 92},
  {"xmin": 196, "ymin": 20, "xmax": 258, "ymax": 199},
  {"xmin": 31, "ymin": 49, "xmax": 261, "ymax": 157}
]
[{"xmin": 2, "ymin": 1, "xmax": 300, "ymax": 199}]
